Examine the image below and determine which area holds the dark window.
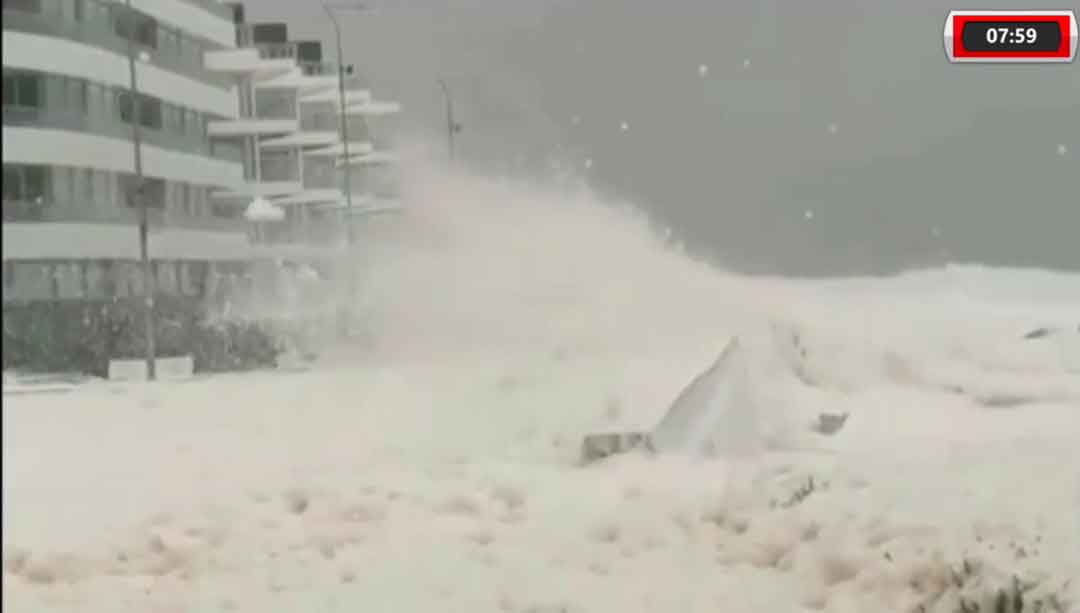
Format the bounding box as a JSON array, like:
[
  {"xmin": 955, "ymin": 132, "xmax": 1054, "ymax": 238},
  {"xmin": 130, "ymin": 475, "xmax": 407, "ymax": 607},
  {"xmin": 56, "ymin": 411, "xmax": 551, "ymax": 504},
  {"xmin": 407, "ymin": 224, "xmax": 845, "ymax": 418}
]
[
  {"xmin": 295, "ymin": 41, "xmax": 323, "ymax": 63},
  {"xmin": 113, "ymin": 7, "xmax": 158, "ymax": 49},
  {"xmin": 1, "ymin": 74, "xmax": 14, "ymax": 106},
  {"xmin": 85, "ymin": 261, "xmax": 108, "ymax": 298},
  {"xmin": 138, "ymin": 95, "xmax": 162, "ymax": 129},
  {"xmin": 3, "ymin": 0, "xmax": 43, "ymax": 13},
  {"xmin": 54, "ymin": 262, "xmax": 85, "ymax": 299},
  {"xmin": 2, "ymin": 164, "xmax": 49, "ymax": 202},
  {"xmin": 163, "ymin": 103, "xmax": 186, "ymax": 134},
  {"xmin": 1, "ymin": 166, "xmax": 19, "ymax": 201},
  {"xmin": 65, "ymin": 77, "xmax": 87, "ymax": 113},
  {"xmin": 2, "ymin": 71, "xmax": 42, "ymax": 108},
  {"xmin": 155, "ymin": 261, "xmax": 178, "ymax": 295},
  {"xmin": 251, "ymin": 23, "xmax": 288, "ymax": 44},
  {"xmin": 10, "ymin": 263, "xmax": 54, "ymax": 300},
  {"xmin": 115, "ymin": 90, "xmax": 134, "ymax": 123},
  {"xmin": 2, "ymin": 164, "xmax": 50, "ymax": 220},
  {"xmin": 118, "ymin": 174, "xmax": 165, "ymax": 208},
  {"xmin": 116, "ymin": 91, "xmax": 163, "ymax": 130},
  {"xmin": 211, "ymin": 203, "xmax": 239, "ymax": 219}
]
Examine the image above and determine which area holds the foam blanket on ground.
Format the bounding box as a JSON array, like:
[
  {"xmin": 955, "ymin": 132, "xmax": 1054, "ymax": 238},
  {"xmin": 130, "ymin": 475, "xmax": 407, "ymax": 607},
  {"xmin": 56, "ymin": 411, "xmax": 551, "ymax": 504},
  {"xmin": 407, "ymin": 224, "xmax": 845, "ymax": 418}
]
[{"xmin": 4, "ymin": 166, "xmax": 1080, "ymax": 613}]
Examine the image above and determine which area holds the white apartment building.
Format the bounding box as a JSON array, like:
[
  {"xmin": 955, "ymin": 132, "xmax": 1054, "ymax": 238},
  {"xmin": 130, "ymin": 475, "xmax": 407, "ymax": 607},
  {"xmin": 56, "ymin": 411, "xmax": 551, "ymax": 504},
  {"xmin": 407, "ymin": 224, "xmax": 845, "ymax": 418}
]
[{"xmin": 2, "ymin": 0, "xmax": 399, "ymax": 304}]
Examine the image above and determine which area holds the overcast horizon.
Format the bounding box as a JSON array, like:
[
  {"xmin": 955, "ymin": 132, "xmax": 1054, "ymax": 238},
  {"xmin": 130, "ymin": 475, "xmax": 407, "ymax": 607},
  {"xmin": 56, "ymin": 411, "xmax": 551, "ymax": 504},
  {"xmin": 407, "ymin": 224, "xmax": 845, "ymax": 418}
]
[{"xmin": 244, "ymin": 0, "xmax": 1079, "ymax": 276}]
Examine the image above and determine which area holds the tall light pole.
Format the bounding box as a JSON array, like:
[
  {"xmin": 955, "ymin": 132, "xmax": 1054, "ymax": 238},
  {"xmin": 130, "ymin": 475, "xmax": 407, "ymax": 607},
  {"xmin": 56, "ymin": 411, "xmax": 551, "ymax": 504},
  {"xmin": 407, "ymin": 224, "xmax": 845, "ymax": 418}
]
[
  {"xmin": 437, "ymin": 78, "xmax": 461, "ymax": 161},
  {"xmin": 322, "ymin": 2, "xmax": 368, "ymax": 334},
  {"xmin": 121, "ymin": 0, "xmax": 156, "ymax": 380}
]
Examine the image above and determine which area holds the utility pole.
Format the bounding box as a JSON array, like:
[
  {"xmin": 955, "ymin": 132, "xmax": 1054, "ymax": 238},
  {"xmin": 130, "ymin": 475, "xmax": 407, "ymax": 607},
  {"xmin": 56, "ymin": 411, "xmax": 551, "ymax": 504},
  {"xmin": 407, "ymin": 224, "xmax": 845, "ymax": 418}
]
[
  {"xmin": 323, "ymin": 2, "xmax": 368, "ymax": 335},
  {"xmin": 437, "ymin": 78, "xmax": 461, "ymax": 161},
  {"xmin": 123, "ymin": 0, "xmax": 156, "ymax": 380}
]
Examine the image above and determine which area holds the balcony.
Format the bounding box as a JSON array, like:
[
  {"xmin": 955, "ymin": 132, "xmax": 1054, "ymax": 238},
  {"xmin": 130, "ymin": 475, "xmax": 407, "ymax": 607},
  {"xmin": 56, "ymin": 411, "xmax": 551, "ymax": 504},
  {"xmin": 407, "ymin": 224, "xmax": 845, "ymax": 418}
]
[
  {"xmin": 212, "ymin": 181, "xmax": 302, "ymax": 200},
  {"xmin": 305, "ymin": 141, "xmax": 374, "ymax": 159},
  {"xmin": 299, "ymin": 87, "xmax": 371, "ymax": 107},
  {"xmin": 209, "ymin": 150, "xmax": 302, "ymax": 200},
  {"xmin": 259, "ymin": 151, "xmax": 299, "ymax": 182},
  {"xmin": 345, "ymin": 100, "xmax": 402, "ymax": 116},
  {"xmin": 256, "ymin": 66, "xmax": 340, "ymax": 94},
  {"xmin": 203, "ymin": 48, "xmax": 294, "ymax": 78},
  {"xmin": 259, "ymin": 111, "xmax": 337, "ymax": 149},
  {"xmin": 249, "ymin": 218, "xmax": 349, "ymax": 259},
  {"xmin": 4, "ymin": 0, "xmax": 228, "ymax": 87},
  {"xmin": 312, "ymin": 194, "xmax": 402, "ymax": 217},
  {"xmin": 178, "ymin": 0, "xmax": 234, "ymax": 21},
  {"xmin": 259, "ymin": 131, "xmax": 337, "ymax": 150},
  {"xmin": 206, "ymin": 117, "xmax": 298, "ymax": 137},
  {"xmin": 253, "ymin": 42, "xmax": 298, "ymax": 60},
  {"xmin": 2, "ymin": 104, "xmax": 218, "ymax": 159},
  {"xmin": 337, "ymin": 150, "xmax": 399, "ymax": 167}
]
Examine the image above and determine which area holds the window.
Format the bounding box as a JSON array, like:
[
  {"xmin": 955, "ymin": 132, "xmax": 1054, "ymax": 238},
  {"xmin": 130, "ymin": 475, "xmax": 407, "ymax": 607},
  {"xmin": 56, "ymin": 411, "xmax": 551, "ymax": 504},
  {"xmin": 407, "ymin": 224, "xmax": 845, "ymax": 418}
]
[
  {"xmin": 10, "ymin": 263, "xmax": 53, "ymax": 300},
  {"xmin": 3, "ymin": 0, "xmax": 43, "ymax": 14},
  {"xmin": 164, "ymin": 104, "xmax": 185, "ymax": 134},
  {"xmin": 85, "ymin": 83, "xmax": 103, "ymax": 118},
  {"xmin": 176, "ymin": 183, "xmax": 190, "ymax": 215},
  {"xmin": 118, "ymin": 175, "xmax": 165, "ymax": 209},
  {"xmin": 57, "ymin": 0, "xmax": 80, "ymax": 22},
  {"xmin": 51, "ymin": 167, "xmax": 72, "ymax": 208},
  {"xmin": 115, "ymin": 90, "xmax": 134, "ymax": 123},
  {"xmin": 155, "ymin": 261, "xmax": 178, "ymax": 295},
  {"xmin": 180, "ymin": 261, "xmax": 207, "ymax": 297},
  {"xmin": 1, "ymin": 74, "xmax": 13, "ymax": 106},
  {"xmin": 75, "ymin": 168, "xmax": 93, "ymax": 208},
  {"xmin": 102, "ymin": 172, "xmax": 116, "ymax": 208},
  {"xmin": 185, "ymin": 109, "xmax": 200, "ymax": 139},
  {"xmin": 85, "ymin": 261, "xmax": 109, "ymax": 298},
  {"xmin": 65, "ymin": 77, "xmax": 87, "ymax": 113},
  {"xmin": 256, "ymin": 90, "xmax": 296, "ymax": 119},
  {"xmin": 92, "ymin": 171, "xmax": 110, "ymax": 208},
  {"xmin": 161, "ymin": 28, "xmax": 180, "ymax": 58},
  {"xmin": 304, "ymin": 159, "xmax": 334, "ymax": 188},
  {"xmin": 192, "ymin": 186, "xmax": 206, "ymax": 217},
  {"xmin": 113, "ymin": 7, "xmax": 158, "ymax": 49},
  {"xmin": 110, "ymin": 261, "xmax": 138, "ymax": 298},
  {"xmin": 138, "ymin": 95, "xmax": 162, "ymax": 130},
  {"xmin": 134, "ymin": 15, "xmax": 158, "ymax": 48},
  {"xmin": 2, "ymin": 71, "xmax": 42, "ymax": 108},
  {"xmin": 116, "ymin": 91, "xmax": 163, "ymax": 130},
  {"xmin": 2, "ymin": 166, "xmax": 20, "ymax": 201},
  {"xmin": 211, "ymin": 203, "xmax": 240, "ymax": 219},
  {"xmin": 260, "ymin": 151, "xmax": 297, "ymax": 182},
  {"xmin": 2, "ymin": 164, "xmax": 50, "ymax": 203},
  {"xmin": 54, "ymin": 263, "xmax": 85, "ymax": 299}
]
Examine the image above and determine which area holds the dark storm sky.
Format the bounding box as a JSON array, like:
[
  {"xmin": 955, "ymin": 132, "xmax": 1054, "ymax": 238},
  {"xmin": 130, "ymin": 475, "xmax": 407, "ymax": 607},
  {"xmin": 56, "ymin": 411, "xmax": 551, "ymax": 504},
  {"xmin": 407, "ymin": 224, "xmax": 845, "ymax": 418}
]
[{"xmin": 244, "ymin": 0, "xmax": 1079, "ymax": 275}]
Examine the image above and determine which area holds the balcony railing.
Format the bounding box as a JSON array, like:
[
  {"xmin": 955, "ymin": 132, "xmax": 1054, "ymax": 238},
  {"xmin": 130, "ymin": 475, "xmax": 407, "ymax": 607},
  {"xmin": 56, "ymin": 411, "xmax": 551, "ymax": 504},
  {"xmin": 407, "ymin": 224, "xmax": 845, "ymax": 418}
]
[
  {"xmin": 297, "ymin": 61, "xmax": 343, "ymax": 77},
  {"xmin": 251, "ymin": 218, "xmax": 345, "ymax": 247},
  {"xmin": 253, "ymin": 92, "xmax": 297, "ymax": 119},
  {"xmin": 258, "ymin": 154, "xmax": 300, "ymax": 183},
  {"xmin": 2, "ymin": 1, "xmax": 228, "ymax": 87},
  {"xmin": 254, "ymin": 42, "xmax": 297, "ymax": 60},
  {"xmin": 4, "ymin": 104, "xmax": 204, "ymax": 155},
  {"xmin": 300, "ymin": 112, "xmax": 338, "ymax": 132},
  {"xmin": 178, "ymin": 0, "xmax": 233, "ymax": 21},
  {"xmin": 3, "ymin": 196, "xmax": 247, "ymax": 233}
]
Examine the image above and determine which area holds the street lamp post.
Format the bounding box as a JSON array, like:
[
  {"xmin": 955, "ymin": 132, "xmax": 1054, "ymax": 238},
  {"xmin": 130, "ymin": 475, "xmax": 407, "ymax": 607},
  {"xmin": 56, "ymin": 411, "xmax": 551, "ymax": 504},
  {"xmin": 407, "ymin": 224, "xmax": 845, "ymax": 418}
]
[
  {"xmin": 322, "ymin": 2, "xmax": 368, "ymax": 334},
  {"xmin": 122, "ymin": 0, "xmax": 156, "ymax": 380},
  {"xmin": 437, "ymin": 79, "xmax": 461, "ymax": 161}
]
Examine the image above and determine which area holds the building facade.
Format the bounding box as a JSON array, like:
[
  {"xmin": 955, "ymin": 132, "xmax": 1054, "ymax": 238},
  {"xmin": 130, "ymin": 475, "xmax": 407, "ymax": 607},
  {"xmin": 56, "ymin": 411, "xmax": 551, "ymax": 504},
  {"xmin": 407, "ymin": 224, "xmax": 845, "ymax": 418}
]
[{"xmin": 2, "ymin": 0, "xmax": 399, "ymax": 307}]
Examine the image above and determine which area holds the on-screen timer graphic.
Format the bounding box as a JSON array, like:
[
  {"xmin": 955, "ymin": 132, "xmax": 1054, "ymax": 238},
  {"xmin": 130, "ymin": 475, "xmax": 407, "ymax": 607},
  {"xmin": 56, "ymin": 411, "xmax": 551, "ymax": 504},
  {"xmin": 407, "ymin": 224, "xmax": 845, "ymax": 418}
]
[{"xmin": 944, "ymin": 10, "xmax": 1077, "ymax": 63}]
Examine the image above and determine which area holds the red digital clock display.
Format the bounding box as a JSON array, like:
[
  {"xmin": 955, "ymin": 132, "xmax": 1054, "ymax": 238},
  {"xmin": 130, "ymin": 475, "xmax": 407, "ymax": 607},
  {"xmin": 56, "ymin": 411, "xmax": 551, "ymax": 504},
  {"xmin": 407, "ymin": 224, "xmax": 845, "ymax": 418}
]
[{"xmin": 944, "ymin": 10, "xmax": 1077, "ymax": 63}]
